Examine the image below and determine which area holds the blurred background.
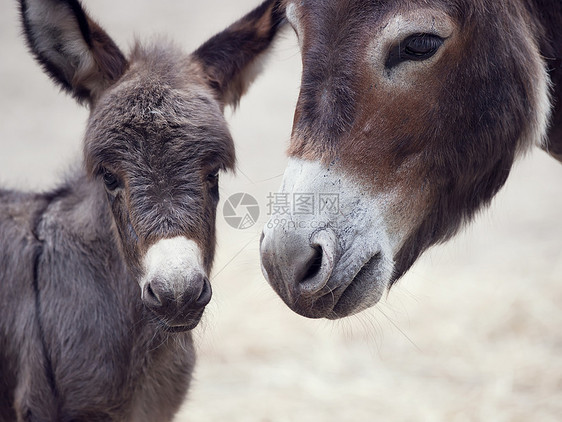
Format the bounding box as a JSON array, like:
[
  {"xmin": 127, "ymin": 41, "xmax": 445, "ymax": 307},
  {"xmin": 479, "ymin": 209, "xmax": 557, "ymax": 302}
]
[{"xmin": 1, "ymin": 1, "xmax": 561, "ymax": 420}]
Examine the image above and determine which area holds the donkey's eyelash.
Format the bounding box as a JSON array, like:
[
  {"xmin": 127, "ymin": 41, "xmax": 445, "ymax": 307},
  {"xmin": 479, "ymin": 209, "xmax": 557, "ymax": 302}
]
[{"xmin": 385, "ymin": 33, "xmax": 445, "ymax": 69}]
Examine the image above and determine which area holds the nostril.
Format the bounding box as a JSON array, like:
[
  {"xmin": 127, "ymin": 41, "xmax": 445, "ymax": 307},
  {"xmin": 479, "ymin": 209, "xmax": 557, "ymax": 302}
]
[
  {"xmin": 294, "ymin": 230, "xmax": 338, "ymax": 296},
  {"xmin": 143, "ymin": 282, "xmax": 162, "ymax": 308},
  {"xmin": 300, "ymin": 245, "xmax": 323, "ymax": 283},
  {"xmin": 195, "ymin": 277, "xmax": 212, "ymax": 307}
]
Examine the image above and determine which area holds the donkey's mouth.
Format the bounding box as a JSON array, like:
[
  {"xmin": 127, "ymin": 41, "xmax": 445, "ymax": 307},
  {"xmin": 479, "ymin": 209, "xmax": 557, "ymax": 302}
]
[
  {"xmin": 275, "ymin": 252, "xmax": 388, "ymax": 320},
  {"xmin": 162, "ymin": 321, "xmax": 199, "ymax": 333},
  {"xmin": 325, "ymin": 253, "xmax": 386, "ymax": 319},
  {"xmin": 150, "ymin": 307, "xmax": 206, "ymax": 333}
]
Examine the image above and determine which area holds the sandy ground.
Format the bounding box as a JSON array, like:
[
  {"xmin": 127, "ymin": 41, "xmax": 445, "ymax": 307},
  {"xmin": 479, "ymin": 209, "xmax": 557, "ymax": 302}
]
[{"xmin": 1, "ymin": 1, "xmax": 561, "ymax": 421}]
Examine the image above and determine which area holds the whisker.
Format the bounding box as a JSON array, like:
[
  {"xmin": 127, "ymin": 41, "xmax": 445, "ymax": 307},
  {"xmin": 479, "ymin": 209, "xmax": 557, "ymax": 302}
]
[{"xmin": 376, "ymin": 307, "xmax": 421, "ymax": 352}]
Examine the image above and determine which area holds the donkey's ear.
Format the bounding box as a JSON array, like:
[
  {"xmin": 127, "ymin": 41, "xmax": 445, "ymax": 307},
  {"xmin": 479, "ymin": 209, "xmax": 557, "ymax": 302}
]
[
  {"xmin": 193, "ymin": 0, "xmax": 286, "ymax": 107},
  {"xmin": 19, "ymin": 0, "xmax": 128, "ymax": 104}
]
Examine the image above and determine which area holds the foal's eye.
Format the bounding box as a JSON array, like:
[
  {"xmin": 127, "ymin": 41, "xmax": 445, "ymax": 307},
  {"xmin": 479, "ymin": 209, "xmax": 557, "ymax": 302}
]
[
  {"xmin": 206, "ymin": 170, "xmax": 220, "ymax": 201},
  {"xmin": 206, "ymin": 170, "xmax": 219, "ymax": 186},
  {"xmin": 386, "ymin": 33, "xmax": 444, "ymax": 68},
  {"xmin": 101, "ymin": 169, "xmax": 121, "ymax": 191}
]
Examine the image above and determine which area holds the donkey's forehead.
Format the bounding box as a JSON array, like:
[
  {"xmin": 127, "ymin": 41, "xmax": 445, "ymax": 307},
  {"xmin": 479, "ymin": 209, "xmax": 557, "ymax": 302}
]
[
  {"xmin": 104, "ymin": 58, "xmax": 222, "ymax": 128},
  {"xmin": 94, "ymin": 43, "xmax": 224, "ymax": 132},
  {"xmin": 85, "ymin": 55, "xmax": 234, "ymax": 171}
]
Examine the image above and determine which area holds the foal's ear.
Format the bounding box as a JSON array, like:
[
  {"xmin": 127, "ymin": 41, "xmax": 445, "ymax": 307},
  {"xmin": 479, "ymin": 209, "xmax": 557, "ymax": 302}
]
[
  {"xmin": 193, "ymin": 0, "xmax": 286, "ymax": 107},
  {"xmin": 19, "ymin": 0, "xmax": 128, "ymax": 104}
]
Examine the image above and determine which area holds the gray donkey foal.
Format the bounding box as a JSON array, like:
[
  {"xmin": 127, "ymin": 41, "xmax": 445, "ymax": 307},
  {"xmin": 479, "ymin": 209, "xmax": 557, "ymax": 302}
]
[{"xmin": 0, "ymin": 0, "xmax": 284, "ymax": 420}]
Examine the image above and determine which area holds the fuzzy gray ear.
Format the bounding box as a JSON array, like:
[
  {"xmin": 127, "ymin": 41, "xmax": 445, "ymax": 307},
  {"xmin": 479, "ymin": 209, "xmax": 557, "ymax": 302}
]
[
  {"xmin": 19, "ymin": 0, "xmax": 128, "ymax": 104},
  {"xmin": 193, "ymin": 0, "xmax": 286, "ymax": 107}
]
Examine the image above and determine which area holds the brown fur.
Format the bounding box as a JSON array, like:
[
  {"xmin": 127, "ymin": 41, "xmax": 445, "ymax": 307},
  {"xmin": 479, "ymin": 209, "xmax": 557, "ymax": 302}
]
[
  {"xmin": 260, "ymin": 0, "xmax": 560, "ymax": 318},
  {"xmin": 284, "ymin": 0, "xmax": 560, "ymax": 279}
]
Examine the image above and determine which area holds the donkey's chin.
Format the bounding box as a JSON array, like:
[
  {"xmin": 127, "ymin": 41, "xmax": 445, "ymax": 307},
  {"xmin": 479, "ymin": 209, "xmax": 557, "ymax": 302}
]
[
  {"xmin": 327, "ymin": 254, "xmax": 389, "ymax": 319},
  {"xmin": 152, "ymin": 308, "xmax": 206, "ymax": 333}
]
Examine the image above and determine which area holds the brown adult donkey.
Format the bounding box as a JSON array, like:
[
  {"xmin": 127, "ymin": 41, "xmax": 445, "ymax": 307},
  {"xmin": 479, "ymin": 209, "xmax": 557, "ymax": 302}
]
[
  {"xmin": 260, "ymin": 0, "xmax": 561, "ymax": 319},
  {"xmin": 0, "ymin": 0, "xmax": 283, "ymax": 420}
]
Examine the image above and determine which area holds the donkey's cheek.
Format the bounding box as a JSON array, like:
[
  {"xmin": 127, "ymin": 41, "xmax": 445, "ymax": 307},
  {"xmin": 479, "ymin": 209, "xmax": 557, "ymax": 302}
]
[{"xmin": 106, "ymin": 196, "xmax": 143, "ymax": 273}]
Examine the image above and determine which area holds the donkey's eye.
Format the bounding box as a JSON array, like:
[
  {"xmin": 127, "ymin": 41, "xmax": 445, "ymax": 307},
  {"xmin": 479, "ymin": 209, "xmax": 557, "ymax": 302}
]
[
  {"xmin": 101, "ymin": 169, "xmax": 121, "ymax": 191},
  {"xmin": 206, "ymin": 170, "xmax": 219, "ymax": 186},
  {"xmin": 386, "ymin": 33, "xmax": 444, "ymax": 68},
  {"xmin": 207, "ymin": 170, "xmax": 220, "ymax": 201},
  {"xmin": 404, "ymin": 33, "xmax": 443, "ymax": 57}
]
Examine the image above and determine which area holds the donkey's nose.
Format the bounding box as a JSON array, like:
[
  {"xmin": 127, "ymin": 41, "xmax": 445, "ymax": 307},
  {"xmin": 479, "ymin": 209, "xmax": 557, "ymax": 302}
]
[
  {"xmin": 260, "ymin": 228, "xmax": 338, "ymax": 317},
  {"xmin": 142, "ymin": 273, "xmax": 212, "ymax": 315},
  {"xmin": 140, "ymin": 236, "xmax": 210, "ymax": 329}
]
